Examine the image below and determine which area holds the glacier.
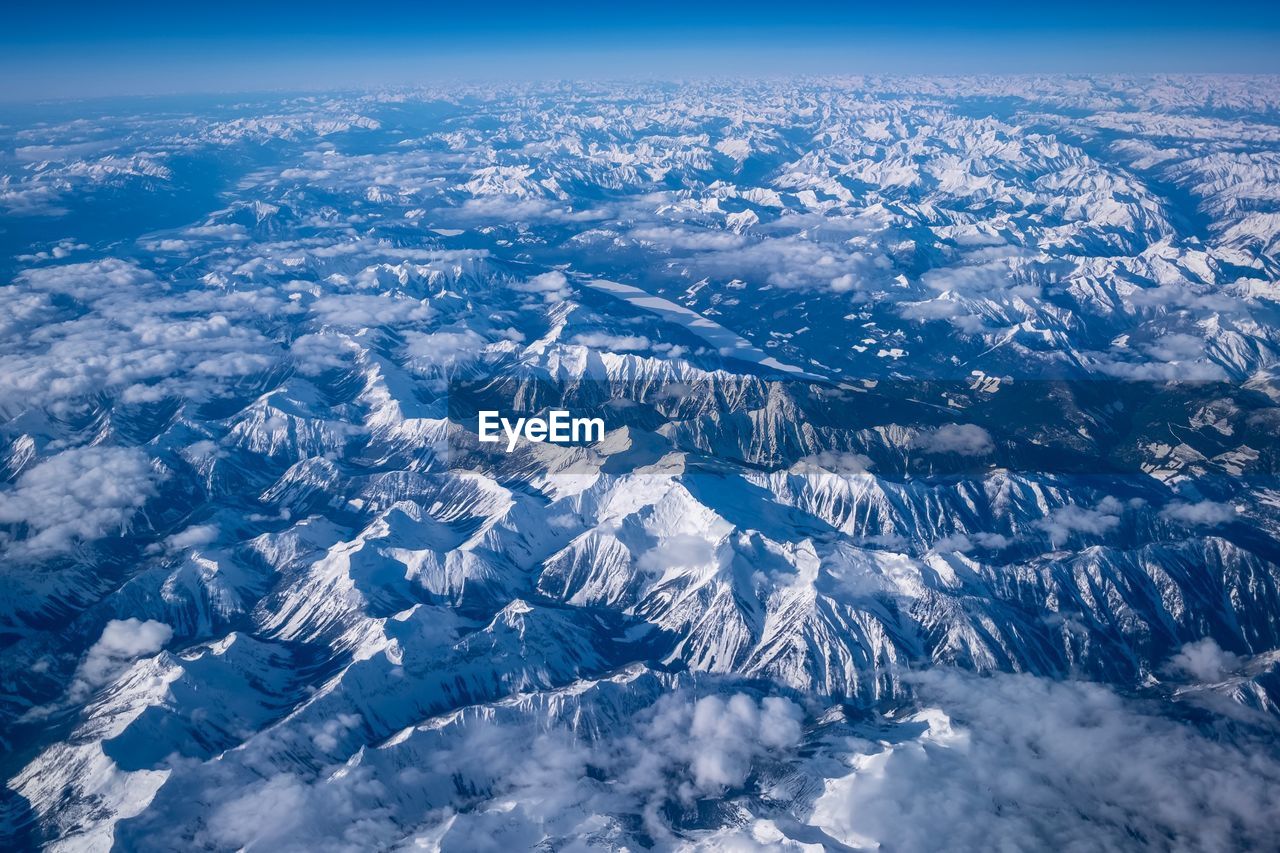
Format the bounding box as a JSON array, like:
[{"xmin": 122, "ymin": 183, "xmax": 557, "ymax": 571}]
[{"xmin": 3, "ymin": 75, "xmax": 1280, "ymax": 850}]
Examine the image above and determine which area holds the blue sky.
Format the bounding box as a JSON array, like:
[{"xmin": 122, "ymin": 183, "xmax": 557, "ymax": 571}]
[{"xmin": 5, "ymin": 0, "xmax": 1280, "ymax": 98}]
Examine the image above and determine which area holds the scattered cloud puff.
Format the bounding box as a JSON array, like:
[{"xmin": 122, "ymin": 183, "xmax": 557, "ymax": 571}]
[
  {"xmin": 163, "ymin": 524, "xmax": 220, "ymax": 553},
  {"xmin": 1169, "ymin": 638, "xmax": 1241, "ymax": 682},
  {"xmin": 1162, "ymin": 499, "xmax": 1238, "ymax": 526},
  {"xmin": 1094, "ymin": 329, "xmax": 1239, "ymax": 382},
  {"xmin": 1096, "ymin": 356, "xmax": 1230, "ymax": 382},
  {"xmin": 306, "ymin": 713, "xmax": 363, "ymax": 752},
  {"xmin": 513, "ymin": 271, "xmax": 571, "ymax": 303},
  {"xmin": 0, "ymin": 290, "xmax": 61, "ymax": 339},
  {"xmin": 920, "ymin": 260, "xmax": 1030, "ymax": 297},
  {"xmin": 17, "ymin": 257, "xmax": 157, "ymax": 299},
  {"xmin": 629, "ymin": 225, "xmax": 746, "ymax": 252},
  {"xmin": 911, "ymin": 423, "xmax": 994, "ymax": 456},
  {"xmin": 310, "ymin": 294, "xmax": 432, "ymax": 327},
  {"xmin": 898, "ymin": 296, "xmax": 989, "ymax": 334},
  {"xmin": 637, "ymin": 534, "xmax": 718, "ymax": 577},
  {"xmin": 70, "ymin": 618, "xmax": 173, "ymax": 701},
  {"xmin": 14, "ymin": 239, "xmax": 89, "ymax": 264},
  {"xmin": 1143, "ymin": 332, "xmax": 1209, "ymax": 362},
  {"xmin": 571, "ymin": 332, "xmax": 652, "ymax": 352},
  {"xmin": 404, "ymin": 329, "xmax": 487, "ymax": 368},
  {"xmin": 792, "ymin": 451, "xmax": 874, "ymax": 476},
  {"xmin": 932, "ymin": 531, "xmax": 1010, "ymax": 553},
  {"xmin": 1037, "ymin": 495, "xmax": 1125, "ymax": 543},
  {"xmin": 289, "ymin": 332, "xmax": 360, "ymax": 375},
  {"xmin": 680, "ymin": 235, "xmax": 893, "ymax": 293},
  {"xmin": 650, "ymin": 693, "xmax": 804, "ymax": 798},
  {"xmin": 0, "ymin": 446, "xmax": 161, "ymax": 558}
]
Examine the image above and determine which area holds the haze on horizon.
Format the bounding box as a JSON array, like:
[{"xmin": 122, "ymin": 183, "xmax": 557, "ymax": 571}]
[{"xmin": 4, "ymin": 0, "xmax": 1280, "ymax": 100}]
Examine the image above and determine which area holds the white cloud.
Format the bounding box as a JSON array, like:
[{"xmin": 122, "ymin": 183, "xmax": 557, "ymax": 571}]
[
  {"xmin": 0, "ymin": 262, "xmax": 285, "ymax": 410},
  {"xmin": 637, "ymin": 534, "xmax": 717, "ymax": 576},
  {"xmin": 404, "ymin": 329, "xmax": 486, "ymax": 368},
  {"xmin": 932, "ymin": 533, "xmax": 974, "ymax": 552},
  {"xmin": 205, "ymin": 773, "xmax": 318, "ymax": 850},
  {"xmin": 911, "ymin": 423, "xmax": 994, "ymax": 456},
  {"xmin": 899, "ymin": 298, "xmax": 964, "ymax": 321},
  {"xmin": 972, "ymin": 531, "xmax": 1011, "ymax": 549},
  {"xmin": 307, "ymin": 713, "xmax": 363, "ymax": 752},
  {"xmin": 1144, "ymin": 332, "xmax": 1208, "ymax": 362},
  {"xmin": 629, "ymin": 226, "xmax": 746, "ymax": 252},
  {"xmin": 290, "ymin": 332, "xmax": 360, "ymax": 375},
  {"xmin": 0, "ymin": 290, "xmax": 61, "ymax": 339},
  {"xmin": 192, "ymin": 351, "xmax": 277, "ymax": 378},
  {"xmin": 691, "ymin": 236, "xmax": 893, "ymax": 293},
  {"xmin": 128, "ymin": 668, "xmax": 1280, "ymax": 853},
  {"xmin": 1169, "ymin": 638, "xmax": 1241, "ymax": 682},
  {"xmin": 309, "ymin": 294, "xmax": 432, "ymax": 327},
  {"xmin": 71, "ymin": 618, "xmax": 173, "ymax": 701},
  {"xmin": 1095, "ymin": 355, "xmax": 1229, "ymax": 382},
  {"xmin": 932, "ymin": 531, "xmax": 1010, "ymax": 552},
  {"xmin": 1162, "ymin": 500, "xmax": 1238, "ymax": 526},
  {"xmin": 164, "ymin": 524, "xmax": 219, "ymax": 552},
  {"xmin": 1038, "ymin": 496, "xmax": 1124, "ymax": 543},
  {"xmin": 17, "ymin": 257, "xmax": 157, "ymax": 300},
  {"xmin": 513, "ymin": 271, "xmax": 571, "ymax": 303},
  {"xmin": 570, "ymin": 332, "xmax": 652, "ymax": 352},
  {"xmin": 0, "ymin": 447, "xmax": 161, "ymax": 558},
  {"xmin": 920, "ymin": 261, "xmax": 1015, "ymax": 295},
  {"xmin": 791, "ymin": 451, "xmax": 874, "ymax": 476},
  {"xmin": 681, "ymin": 695, "xmax": 803, "ymax": 793}
]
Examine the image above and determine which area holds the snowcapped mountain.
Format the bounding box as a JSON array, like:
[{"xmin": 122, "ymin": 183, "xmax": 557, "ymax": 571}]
[{"xmin": 3, "ymin": 76, "xmax": 1280, "ymax": 850}]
